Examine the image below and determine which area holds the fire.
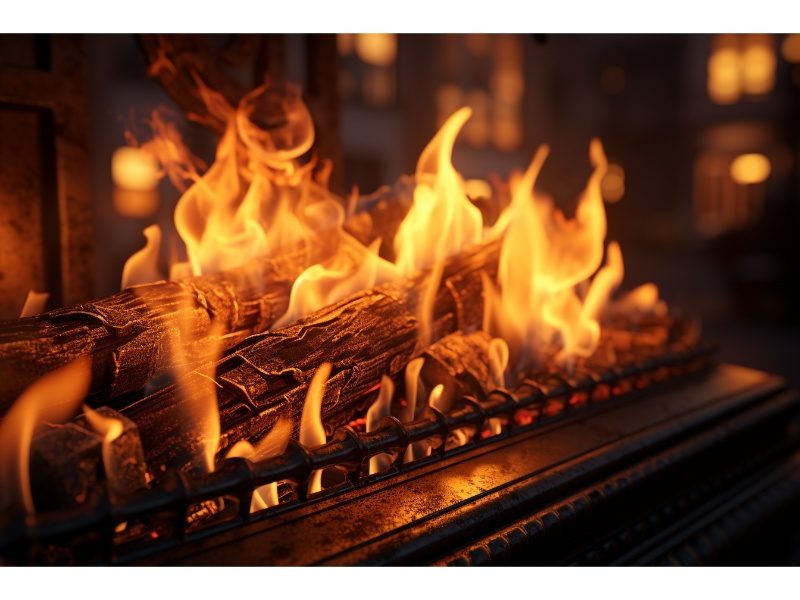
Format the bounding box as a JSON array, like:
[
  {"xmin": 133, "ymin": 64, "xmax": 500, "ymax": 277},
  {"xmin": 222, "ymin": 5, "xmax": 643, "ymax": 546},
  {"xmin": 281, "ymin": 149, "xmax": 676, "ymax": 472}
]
[
  {"xmin": 365, "ymin": 376, "xmax": 395, "ymax": 475},
  {"xmin": 122, "ymin": 81, "xmax": 344, "ymax": 288},
  {"xmin": 82, "ymin": 405, "xmax": 125, "ymax": 495},
  {"xmin": 394, "ymin": 107, "xmax": 484, "ymax": 344},
  {"xmin": 121, "ymin": 225, "xmax": 165, "ymax": 289},
  {"xmin": 300, "ymin": 362, "xmax": 332, "ymax": 494},
  {"xmin": 483, "ymin": 139, "xmax": 627, "ymax": 369},
  {"xmin": 274, "ymin": 236, "xmax": 397, "ymax": 328},
  {"xmin": 172, "ymin": 83, "xmax": 340, "ymax": 278},
  {"xmin": 0, "ymin": 358, "xmax": 91, "ymax": 514},
  {"xmin": 226, "ymin": 418, "xmax": 291, "ymax": 511}
]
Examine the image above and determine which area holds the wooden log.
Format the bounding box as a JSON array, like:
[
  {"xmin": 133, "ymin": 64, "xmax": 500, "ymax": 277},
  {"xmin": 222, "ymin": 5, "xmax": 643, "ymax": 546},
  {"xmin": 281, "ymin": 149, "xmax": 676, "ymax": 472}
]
[
  {"xmin": 0, "ymin": 245, "xmax": 318, "ymax": 413},
  {"xmin": 0, "ymin": 188, "xmax": 419, "ymax": 413},
  {"xmin": 125, "ymin": 238, "xmax": 503, "ymax": 474}
]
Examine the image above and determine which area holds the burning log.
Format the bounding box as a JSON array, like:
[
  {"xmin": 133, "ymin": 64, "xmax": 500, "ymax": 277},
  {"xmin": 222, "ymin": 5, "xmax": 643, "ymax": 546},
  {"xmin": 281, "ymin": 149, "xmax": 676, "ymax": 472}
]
[
  {"xmin": 0, "ymin": 247, "xmax": 314, "ymax": 413},
  {"xmin": 0, "ymin": 185, "xmax": 420, "ymax": 414},
  {"xmin": 125, "ymin": 238, "xmax": 503, "ymax": 474}
]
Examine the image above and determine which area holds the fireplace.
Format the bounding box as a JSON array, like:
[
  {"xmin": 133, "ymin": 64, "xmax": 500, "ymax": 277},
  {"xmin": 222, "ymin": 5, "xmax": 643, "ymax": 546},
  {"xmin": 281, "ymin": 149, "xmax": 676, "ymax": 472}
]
[{"xmin": 1, "ymin": 33, "xmax": 799, "ymax": 567}]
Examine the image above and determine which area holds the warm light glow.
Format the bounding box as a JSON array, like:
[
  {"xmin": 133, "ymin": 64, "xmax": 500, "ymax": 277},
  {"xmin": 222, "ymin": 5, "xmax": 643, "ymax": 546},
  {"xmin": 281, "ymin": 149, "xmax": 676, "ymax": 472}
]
[
  {"xmin": 355, "ymin": 34, "xmax": 397, "ymax": 67},
  {"xmin": 464, "ymin": 89, "xmax": 490, "ymax": 148},
  {"xmin": 730, "ymin": 153, "xmax": 771, "ymax": 184},
  {"xmin": 782, "ymin": 34, "xmax": 800, "ymax": 63},
  {"xmin": 19, "ymin": 290, "xmax": 48, "ymax": 317},
  {"xmin": 741, "ymin": 36, "xmax": 775, "ymax": 96},
  {"xmin": 708, "ymin": 46, "xmax": 741, "ymax": 105},
  {"xmin": 601, "ymin": 164, "xmax": 625, "ymax": 203},
  {"xmin": 337, "ymin": 34, "xmax": 354, "ymax": 56},
  {"xmin": 112, "ymin": 146, "xmax": 160, "ymax": 192},
  {"xmin": 0, "ymin": 358, "xmax": 90, "ymax": 514},
  {"xmin": 113, "ymin": 189, "xmax": 159, "ymax": 219},
  {"xmin": 300, "ymin": 363, "xmax": 332, "ymax": 494},
  {"xmin": 121, "ymin": 225, "xmax": 164, "ymax": 289}
]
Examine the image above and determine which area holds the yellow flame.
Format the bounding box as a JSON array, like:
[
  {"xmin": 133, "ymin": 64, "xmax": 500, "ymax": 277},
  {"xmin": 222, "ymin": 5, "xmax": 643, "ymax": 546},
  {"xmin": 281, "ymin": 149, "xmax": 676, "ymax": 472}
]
[
  {"xmin": 394, "ymin": 108, "xmax": 484, "ymax": 344},
  {"xmin": 484, "ymin": 139, "xmax": 633, "ymax": 369},
  {"xmin": 81, "ymin": 405, "xmax": 125, "ymax": 495},
  {"xmin": 366, "ymin": 376, "xmax": 395, "ymax": 475},
  {"xmin": 19, "ymin": 290, "xmax": 48, "ymax": 317},
  {"xmin": 401, "ymin": 357, "xmax": 425, "ymax": 464},
  {"xmin": 300, "ymin": 362, "xmax": 332, "ymax": 494},
  {"xmin": 125, "ymin": 81, "xmax": 342, "ymax": 282},
  {"xmin": 274, "ymin": 236, "xmax": 397, "ymax": 328},
  {"xmin": 0, "ymin": 358, "xmax": 91, "ymax": 514},
  {"xmin": 226, "ymin": 418, "xmax": 291, "ymax": 511},
  {"xmin": 121, "ymin": 225, "xmax": 164, "ymax": 289},
  {"xmin": 488, "ymin": 337, "xmax": 509, "ymax": 390}
]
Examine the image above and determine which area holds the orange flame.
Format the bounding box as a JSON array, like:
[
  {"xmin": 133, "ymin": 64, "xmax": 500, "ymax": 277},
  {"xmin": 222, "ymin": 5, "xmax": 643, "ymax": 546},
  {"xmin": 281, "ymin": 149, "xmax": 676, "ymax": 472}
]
[
  {"xmin": 484, "ymin": 139, "xmax": 628, "ymax": 369},
  {"xmin": 366, "ymin": 375, "xmax": 395, "ymax": 475},
  {"xmin": 394, "ymin": 108, "xmax": 484, "ymax": 345},
  {"xmin": 0, "ymin": 358, "xmax": 91, "ymax": 514},
  {"xmin": 300, "ymin": 362, "xmax": 332, "ymax": 494},
  {"xmin": 226, "ymin": 418, "xmax": 291, "ymax": 511},
  {"xmin": 81, "ymin": 405, "xmax": 125, "ymax": 495},
  {"xmin": 121, "ymin": 225, "xmax": 165, "ymax": 289},
  {"xmin": 171, "ymin": 82, "xmax": 339, "ymax": 278},
  {"xmin": 274, "ymin": 236, "xmax": 397, "ymax": 328}
]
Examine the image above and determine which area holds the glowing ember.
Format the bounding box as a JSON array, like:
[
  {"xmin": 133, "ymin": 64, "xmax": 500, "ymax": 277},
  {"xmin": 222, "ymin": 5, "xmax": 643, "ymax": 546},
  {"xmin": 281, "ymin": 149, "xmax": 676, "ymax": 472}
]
[
  {"xmin": 0, "ymin": 358, "xmax": 91, "ymax": 514},
  {"xmin": 300, "ymin": 363, "xmax": 332, "ymax": 494}
]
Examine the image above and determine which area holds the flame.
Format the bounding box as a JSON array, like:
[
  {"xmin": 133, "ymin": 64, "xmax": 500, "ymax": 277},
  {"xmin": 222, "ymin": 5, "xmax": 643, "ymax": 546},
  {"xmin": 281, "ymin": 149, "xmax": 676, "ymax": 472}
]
[
  {"xmin": 121, "ymin": 225, "xmax": 165, "ymax": 289},
  {"xmin": 171, "ymin": 82, "xmax": 340, "ymax": 278},
  {"xmin": 19, "ymin": 290, "xmax": 48, "ymax": 317},
  {"xmin": 124, "ymin": 81, "xmax": 344, "ymax": 286},
  {"xmin": 300, "ymin": 362, "xmax": 332, "ymax": 494},
  {"xmin": 484, "ymin": 140, "xmax": 631, "ymax": 369},
  {"xmin": 394, "ymin": 108, "xmax": 484, "ymax": 344},
  {"xmin": 366, "ymin": 375, "xmax": 395, "ymax": 475},
  {"xmin": 82, "ymin": 405, "xmax": 125, "ymax": 495},
  {"xmin": 274, "ymin": 236, "xmax": 397, "ymax": 328},
  {"xmin": 157, "ymin": 290, "xmax": 225, "ymax": 475},
  {"xmin": 0, "ymin": 358, "xmax": 91, "ymax": 514},
  {"xmin": 226, "ymin": 418, "xmax": 291, "ymax": 511}
]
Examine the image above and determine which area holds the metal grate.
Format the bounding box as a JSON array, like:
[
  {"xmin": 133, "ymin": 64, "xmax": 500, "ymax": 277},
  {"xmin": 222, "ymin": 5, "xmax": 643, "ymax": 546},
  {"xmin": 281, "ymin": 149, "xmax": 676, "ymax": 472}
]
[{"xmin": 0, "ymin": 342, "xmax": 714, "ymax": 565}]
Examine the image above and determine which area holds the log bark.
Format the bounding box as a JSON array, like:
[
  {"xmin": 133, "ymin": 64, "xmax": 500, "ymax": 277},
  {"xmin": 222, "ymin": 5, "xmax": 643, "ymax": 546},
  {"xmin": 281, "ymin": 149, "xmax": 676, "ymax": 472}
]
[
  {"xmin": 0, "ymin": 245, "xmax": 320, "ymax": 413},
  {"xmin": 0, "ymin": 186, "xmax": 420, "ymax": 413},
  {"xmin": 125, "ymin": 238, "xmax": 503, "ymax": 474}
]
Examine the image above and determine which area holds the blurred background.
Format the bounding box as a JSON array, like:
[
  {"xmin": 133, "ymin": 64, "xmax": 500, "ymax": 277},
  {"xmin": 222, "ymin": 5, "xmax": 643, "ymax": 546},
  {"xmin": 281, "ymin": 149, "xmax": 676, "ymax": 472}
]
[{"xmin": 1, "ymin": 34, "xmax": 798, "ymax": 383}]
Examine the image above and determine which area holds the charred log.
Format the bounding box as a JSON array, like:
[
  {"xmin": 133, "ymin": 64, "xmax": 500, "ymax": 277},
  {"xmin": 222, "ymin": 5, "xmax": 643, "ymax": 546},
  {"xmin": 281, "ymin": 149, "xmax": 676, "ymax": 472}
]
[{"xmin": 125, "ymin": 238, "xmax": 503, "ymax": 474}]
